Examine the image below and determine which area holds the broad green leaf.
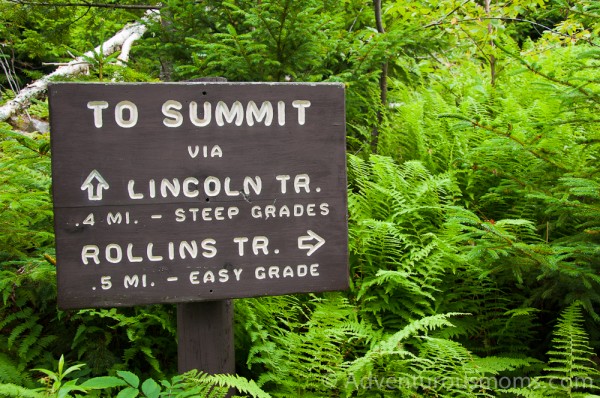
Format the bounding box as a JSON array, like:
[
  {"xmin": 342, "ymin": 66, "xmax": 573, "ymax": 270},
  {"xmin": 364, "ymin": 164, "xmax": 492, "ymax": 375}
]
[
  {"xmin": 116, "ymin": 386, "xmax": 139, "ymax": 398},
  {"xmin": 116, "ymin": 370, "xmax": 140, "ymax": 388},
  {"xmin": 141, "ymin": 378, "xmax": 161, "ymax": 398},
  {"xmin": 81, "ymin": 376, "xmax": 129, "ymax": 389}
]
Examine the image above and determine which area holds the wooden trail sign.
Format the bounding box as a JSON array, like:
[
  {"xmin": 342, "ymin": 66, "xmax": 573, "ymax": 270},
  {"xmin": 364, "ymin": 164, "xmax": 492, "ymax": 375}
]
[{"xmin": 49, "ymin": 82, "xmax": 349, "ymax": 310}]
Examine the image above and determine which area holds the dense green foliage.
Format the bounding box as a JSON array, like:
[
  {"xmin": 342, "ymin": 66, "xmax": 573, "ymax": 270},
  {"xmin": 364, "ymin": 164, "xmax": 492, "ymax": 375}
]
[{"xmin": 1, "ymin": 0, "xmax": 599, "ymax": 396}]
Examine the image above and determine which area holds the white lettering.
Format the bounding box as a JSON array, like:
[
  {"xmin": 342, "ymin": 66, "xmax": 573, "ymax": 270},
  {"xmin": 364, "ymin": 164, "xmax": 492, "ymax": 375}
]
[
  {"xmin": 127, "ymin": 243, "xmax": 143, "ymax": 263},
  {"xmin": 204, "ymin": 176, "xmax": 221, "ymax": 197},
  {"xmin": 265, "ymin": 205, "xmax": 275, "ymax": 219},
  {"xmin": 297, "ymin": 264, "xmax": 307, "ymax": 277},
  {"xmin": 107, "ymin": 212, "xmax": 122, "ymax": 225},
  {"xmin": 147, "ymin": 243, "xmax": 163, "ymax": 261},
  {"xmin": 294, "ymin": 174, "xmax": 310, "ymax": 193},
  {"xmin": 279, "ymin": 205, "xmax": 290, "ymax": 217},
  {"xmin": 187, "ymin": 145, "xmax": 200, "ymax": 158},
  {"xmin": 179, "ymin": 240, "xmax": 198, "ymax": 259},
  {"xmin": 203, "ymin": 271, "xmax": 215, "ymax": 283},
  {"xmin": 87, "ymin": 101, "xmax": 109, "ymax": 128},
  {"xmin": 82, "ymin": 245, "xmax": 100, "ymax": 265},
  {"xmin": 201, "ymin": 238, "xmax": 217, "ymax": 258},
  {"xmin": 100, "ymin": 276, "xmax": 112, "ymax": 290},
  {"xmin": 168, "ymin": 241, "xmax": 175, "ymax": 260},
  {"xmin": 243, "ymin": 176, "xmax": 262, "ymax": 196},
  {"xmin": 276, "ymin": 175, "xmax": 290, "ymax": 194},
  {"xmin": 189, "ymin": 101, "xmax": 211, "ymax": 127},
  {"xmin": 124, "ymin": 274, "xmax": 139, "ymax": 288},
  {"xmin": 246, "ymin": 101, "xmax": 273, "ymax": 126},
  {"xmin": 292, "ymin": 100, "xmax": 311, "ymax": 125},
  {"xmin": 216, "ymin": 101, "xmax": 244, "ymax": 126},
  {"xmin": 310, "ymin": 263, "xmax": 320, "ymax": 276},
  {"xmin": 251, "ymin": 264, "xmax": 319, "ymax": 279},
  {"xmin": 128, "ymin": 180, "xmax": 144, "ymax": 199},
  {"xmin": 162, "ymin": 100, "xmax": 183, "ymax": 127},
  {"xmin": 106, "ymin": 244, "xmax": 122, "ymax": 264},
  {"xmin": 183, "ymin": 177, "xmax": 199, "ymax": 198},
  {"xmin": 233, "ymin": 268, "xmax": 243, "ymax": 281},
  {"xmin": 268, "ymin": 266, "xmax": 279, "ymax": 278},
  {"xmin": 234, "ymin": 237, "xmax": 249, "ymax": 256},
  {"xmin": 252, "ymin": 236, "xmax": 269, "ymax": 255},
  {"xmin": 161, "ymin": 178, "xmax": 180, "ymax": 197},
  {"xmin": 278, "ymin": 101, "xmax": 285, "ymax": 126},
  {"xmin": 228, "ymin": 207, "xmax": 240, "ymax": 218},
  {"xmin": 283, "ymin": 266, "xmax": 294, "ymax": 278},
  {"xmin": 83, "ymin": 213, "xmax": 95, "ymax": 226},
  {"xmin": 211, "ymin": 145, "xmax": 223, "ymax": 157},
  {"xmin": 218, "ymin": 269, "xmax": 229, "ymax": 282},
  {"xmin": 149, "ymin": 179, "xmax": 156, "ymax": 198},
  {"xmin": 156, "ymin": 99, "xmax": 313, "ymax": 127},
  {"xmin": 115, "ymin": 100, "xmax": 138, "ymax": 128},
  {"xmin": 294, "ymin": 204, "xmax": 304, "ymax": 216},
  {"xmin": 224, "ymin": 177, "xmax": 239, "ymax": 196}
]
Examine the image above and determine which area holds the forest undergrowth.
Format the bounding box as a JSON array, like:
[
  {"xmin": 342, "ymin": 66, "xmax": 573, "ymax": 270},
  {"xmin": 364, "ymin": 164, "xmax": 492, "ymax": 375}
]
[{"xmin": 1, "ymin": 0, "xmax": 599, "ymax": 397}]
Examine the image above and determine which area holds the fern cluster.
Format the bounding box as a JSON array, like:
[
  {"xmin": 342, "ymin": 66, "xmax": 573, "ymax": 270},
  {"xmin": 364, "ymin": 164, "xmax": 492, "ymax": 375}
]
[
  {"xmin": 0, "ymin": 127, "xmax": 56, "ymax": 387},
  {"xmin": 507, "ymin": 302, "xmax": 600, "ymax": 397},
  {"xmin": 1, "ymin": 1, "xmax": 600, "ymax": 397},
  {"xmin": 0, "ymin": 124, "xmax": 179, "ymax": 388}
]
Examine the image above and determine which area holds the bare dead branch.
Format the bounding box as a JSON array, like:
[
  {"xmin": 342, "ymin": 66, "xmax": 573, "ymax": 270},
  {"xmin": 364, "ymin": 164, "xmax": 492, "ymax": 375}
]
[{"xmin": 5, "ymin": 0, "xmax": 162, "ymax": 10}]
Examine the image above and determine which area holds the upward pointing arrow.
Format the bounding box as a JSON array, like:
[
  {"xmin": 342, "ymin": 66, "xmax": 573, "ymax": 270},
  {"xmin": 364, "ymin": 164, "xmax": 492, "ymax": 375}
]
[
  {"xmin": 298, "ymin": 230, "xmax": 326, "ymax": 256},
  {"xmin": 81, "ymin": 170, "xmax": 109, "ymax": 201}
]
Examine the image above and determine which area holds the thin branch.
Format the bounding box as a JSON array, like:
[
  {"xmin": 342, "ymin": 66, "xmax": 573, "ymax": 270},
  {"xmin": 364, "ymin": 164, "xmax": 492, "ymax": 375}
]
[
  {"xmin": 439, "ymin": 114, "xmax": 569, "ymax": 172},
  {"xmin": 554, "ymin": 118, "xmax": 600, "ymax": 125},
  {"xmin": 424, "ymin": 0, "xmax": 470, "ymax": 29},
  {"xmin": 348, "ymin": 5, "xmax": 365, "ymax": 33},
  {"xmin": 494, "ymin": 41, "xmax": 600, "ymax": 104},
  {"xmin": 484, "ymin": 0, "xmax": 496, "ymax": 86},
  {"xmin": 425, "ymin": 16, "xmax": 599, "ymax": 48},
  {"xmin": 0, "ymin": 47, "xmax": 21, "ymax": 94},
  {"xmin": 566, "ymin": 6, "xmax": 600, "ymax": 20},
  {"xmin": 6, "ymin": 0, "xmax": 162, "ymax": 10},
  {"xmin": 458, "ymin": 25, "xmax": 492, "ymax": 65}
]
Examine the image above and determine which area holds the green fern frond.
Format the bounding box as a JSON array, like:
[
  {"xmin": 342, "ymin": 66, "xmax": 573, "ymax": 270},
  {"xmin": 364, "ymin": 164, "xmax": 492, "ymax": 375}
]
[
  {"xmin": 0, "ymin": 353, "xmax": 27, "ymax": 385},
  {"xmin": 543, "ymin": 302, "xmax": 600, "ymax": 385},
  {"xmin": 8, "ymin": 315, "xmax": 41, "ymax": 349},
  {"xmin": 505, "ymin": 302, "xmax": 600, "ymax": 397},
  {"xmin": 0, "ymin": 383, "xmax": 43, "ymax": 398},
  {"xmin": 208, "ymin": 373, "xmax": 271, "ymax": 398}
]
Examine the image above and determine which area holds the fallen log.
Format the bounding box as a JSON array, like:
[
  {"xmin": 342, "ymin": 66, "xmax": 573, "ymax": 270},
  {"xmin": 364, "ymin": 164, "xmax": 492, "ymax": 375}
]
[{"xmin": 0, "ymin": 11, "xmax": 157, "ymax": 124}]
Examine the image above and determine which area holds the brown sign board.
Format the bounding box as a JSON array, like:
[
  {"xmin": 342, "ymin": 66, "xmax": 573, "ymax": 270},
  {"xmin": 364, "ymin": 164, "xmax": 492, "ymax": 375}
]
[{"xmin": 49, "ymin": 82, "xmax": 349, "ymax": 309}]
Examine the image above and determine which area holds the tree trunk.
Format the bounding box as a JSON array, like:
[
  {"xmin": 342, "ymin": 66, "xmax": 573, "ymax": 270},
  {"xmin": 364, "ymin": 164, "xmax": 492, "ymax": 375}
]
[
  {"xmin": 371, "ymin": 0, "xmax": 387, "ymax": 154},
  {"xmin": 485, "ymin": 0, "xmax": 496, "ymax": 86}
]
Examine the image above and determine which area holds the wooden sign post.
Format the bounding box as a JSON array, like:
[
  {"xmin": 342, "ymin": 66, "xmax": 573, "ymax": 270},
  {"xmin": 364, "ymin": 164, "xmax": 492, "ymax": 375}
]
[
  {"xmin": 177, "ymin": 300, "xmax": 234, "ymax": 374},
  {"xmin": 49, "ymin": 82, "xmax": 348, "ymax": 374}
]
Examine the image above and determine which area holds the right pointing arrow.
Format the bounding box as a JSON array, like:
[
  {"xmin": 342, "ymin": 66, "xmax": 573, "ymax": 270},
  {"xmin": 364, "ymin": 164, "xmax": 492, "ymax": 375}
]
[{"xmin": 298, "ymin": 230, "xmax": 325, "ymax": 256}]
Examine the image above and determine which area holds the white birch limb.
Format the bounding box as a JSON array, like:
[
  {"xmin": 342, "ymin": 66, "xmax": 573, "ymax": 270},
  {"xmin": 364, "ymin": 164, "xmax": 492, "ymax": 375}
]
[
  {"xmin": 117, "ymin": 30, "xmax": 144, "ymax": 66},
  {"xmin": 0, "ymin": 11, "xmax": 157, "ymax": 123}
]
